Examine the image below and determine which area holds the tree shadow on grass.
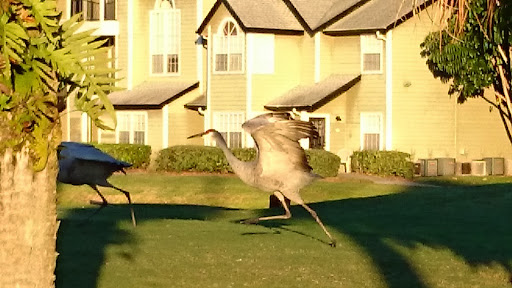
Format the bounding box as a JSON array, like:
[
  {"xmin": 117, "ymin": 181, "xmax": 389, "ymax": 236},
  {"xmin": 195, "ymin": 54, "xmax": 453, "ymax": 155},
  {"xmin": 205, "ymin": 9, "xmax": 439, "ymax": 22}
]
[{"xmin": 56, "ymin": 181, "xmax": 512, "ymax": 288}]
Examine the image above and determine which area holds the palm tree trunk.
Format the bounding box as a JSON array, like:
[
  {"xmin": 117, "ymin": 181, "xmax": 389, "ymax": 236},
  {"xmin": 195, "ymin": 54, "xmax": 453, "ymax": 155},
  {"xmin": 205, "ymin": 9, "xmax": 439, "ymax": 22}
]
[{"xmin": 0, "ymin": 129, "xmax": 60, "ymax": 287}]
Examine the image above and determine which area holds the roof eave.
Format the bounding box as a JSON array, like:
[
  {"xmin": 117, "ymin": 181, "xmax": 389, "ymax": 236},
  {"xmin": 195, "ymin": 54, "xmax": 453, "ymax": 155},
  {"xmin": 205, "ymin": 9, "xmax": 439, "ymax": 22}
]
[{"xmin": 246, "ymin": 27, "xmax": 304, "ymax": 35}]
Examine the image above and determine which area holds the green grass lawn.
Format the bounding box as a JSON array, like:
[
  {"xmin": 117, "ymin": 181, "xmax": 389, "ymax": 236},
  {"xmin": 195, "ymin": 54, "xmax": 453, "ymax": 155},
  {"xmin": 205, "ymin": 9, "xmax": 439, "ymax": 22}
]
[{"xmin": 56, "ymin": 173, "xmax": 512, "ymax": 288}]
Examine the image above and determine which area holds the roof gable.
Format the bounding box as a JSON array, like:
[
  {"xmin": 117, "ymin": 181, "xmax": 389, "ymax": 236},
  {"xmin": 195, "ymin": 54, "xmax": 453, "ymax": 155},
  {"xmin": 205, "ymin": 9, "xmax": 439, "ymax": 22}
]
[
  {"xmin": 325, "ymin": 0, "xmax": 431, "ymax": 35},
  {"xmin": 197, "ymin": 0, "xmax": 304, "ymax": 35},
  {"xmin": 198, "ymin": 0, "xmax": 434, "ymax": 37}
]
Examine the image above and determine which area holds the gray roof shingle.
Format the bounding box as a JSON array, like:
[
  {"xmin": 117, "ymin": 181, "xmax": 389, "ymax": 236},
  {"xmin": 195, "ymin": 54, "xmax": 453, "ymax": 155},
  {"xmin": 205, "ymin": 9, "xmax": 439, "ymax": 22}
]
[
  {"xmin": 109, "ymin": 81, "xmax": 199, "ymax": 108},
  {"xmin": 184, "ymin": 94, "xmax": 206, "ymax": 110},
  {"xmin": 265, "ymin": 74, "xmax": 361, "ymax": 111},
  {"xmin": 227, "ymin": 0, "xmax": 303, "ymax": 31},
  {"xmin": 288, "ymin": 0, "xmax": 364, "ymax": 31},
  {"xmin": 325, "ymin": 0, "xmax": 429, "ymax": 33}
]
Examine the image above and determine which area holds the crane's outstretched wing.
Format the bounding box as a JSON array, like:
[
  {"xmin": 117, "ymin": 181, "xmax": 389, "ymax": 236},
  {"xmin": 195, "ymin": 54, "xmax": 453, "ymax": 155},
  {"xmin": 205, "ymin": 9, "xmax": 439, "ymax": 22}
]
[
  {"xmin": 59, "ymin": 142, "xmax": 132, "ymax": 168},
  {"xmin": 242, "ymin": 113, "xmax": 318, "ymax": 176}
]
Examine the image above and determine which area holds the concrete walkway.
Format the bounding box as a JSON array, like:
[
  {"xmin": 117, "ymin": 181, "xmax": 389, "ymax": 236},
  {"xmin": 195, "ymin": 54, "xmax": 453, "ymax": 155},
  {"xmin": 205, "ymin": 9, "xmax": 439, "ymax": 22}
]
[{"xmin": 336, "ymin": 173, "xmax": 438, "ymax": 187}]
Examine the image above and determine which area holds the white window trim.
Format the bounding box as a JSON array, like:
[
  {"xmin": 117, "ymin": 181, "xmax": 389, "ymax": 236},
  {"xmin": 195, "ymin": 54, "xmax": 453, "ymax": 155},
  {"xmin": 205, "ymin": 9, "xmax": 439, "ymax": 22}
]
[
  {"xmin": 360, "ymin": 34, "xmax": 383, "ymax": 75},
  {"xmin": 115, "ymin": 111, "xmax": 148, "ymax": 145},
  {"xmin": 360, "ymin": 112, "xmax": 383, "ymax": 150},
  {"xmin": 309, "ymin": 113, "xmax": 331, "ymax": 151},
  {"xmin": 149, "ymin": 8, "xmax": 181, "ymax": 76},
  {"xmin": 213, "ymin": 18, "xmax": 245, "ymax": 75},
  {"xmin": 211, "ymin": 111, "xmax": 246, "ymax": 148}
]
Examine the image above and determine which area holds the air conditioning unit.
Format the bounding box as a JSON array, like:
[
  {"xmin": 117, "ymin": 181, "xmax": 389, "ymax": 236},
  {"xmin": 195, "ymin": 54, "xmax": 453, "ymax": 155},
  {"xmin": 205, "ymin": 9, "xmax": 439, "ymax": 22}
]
[
  {"xmin": 420, "ymin": 159, "xmax": 438, "ymax": 177},
  {"xmin": 437, "ymin": 158, "xmax": 455, "ymax": 176},
  {"xmin": 483, "ymin": 157, "xmax": 504, "ymax": 175},
  {"xmin": 471, "ymin": 160, "xmax": 487, "ymax": 176},
  {"xmin": 455, "ymin": 162, "xmax": 471, "ymax": 175},
  {"xmin": 461, "ymin": 162, "xmax": 471, "ymax": 175}
]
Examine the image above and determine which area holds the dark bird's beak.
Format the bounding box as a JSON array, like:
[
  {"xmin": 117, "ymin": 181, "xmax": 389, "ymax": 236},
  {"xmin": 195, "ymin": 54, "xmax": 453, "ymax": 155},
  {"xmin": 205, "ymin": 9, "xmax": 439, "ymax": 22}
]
[{"xmin": 187, "ymin": 131, "xmax": 206, "ymax": 139}]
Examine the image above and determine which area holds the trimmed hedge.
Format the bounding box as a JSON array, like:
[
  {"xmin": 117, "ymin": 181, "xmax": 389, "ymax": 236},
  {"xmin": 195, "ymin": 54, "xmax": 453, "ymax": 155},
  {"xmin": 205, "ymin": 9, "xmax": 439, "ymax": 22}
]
[
  {"xmin": 156, "ymin": 145, "xmax": 341, "ymax": 177},
  {"xmin": 93, "ymin": 143, "xmax": 151, "ymax": 169},
  {"xmin": 306, "ymin": 149, "xmax": 341, "ymax": 177},
  {"xmin": 351, "ymin": 150, "xmax": 414, "ymax": 178}
]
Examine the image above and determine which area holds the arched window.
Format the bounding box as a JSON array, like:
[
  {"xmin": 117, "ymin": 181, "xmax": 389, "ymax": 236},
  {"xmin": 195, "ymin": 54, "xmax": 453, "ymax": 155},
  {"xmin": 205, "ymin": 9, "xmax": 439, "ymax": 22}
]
[
  {"xmin": 214, "ymin": 20, "xmax": 244, "ymax": 72},
  {"xmin": 150, "ymin": 0, "xmax": 180, "ymax": 75}
]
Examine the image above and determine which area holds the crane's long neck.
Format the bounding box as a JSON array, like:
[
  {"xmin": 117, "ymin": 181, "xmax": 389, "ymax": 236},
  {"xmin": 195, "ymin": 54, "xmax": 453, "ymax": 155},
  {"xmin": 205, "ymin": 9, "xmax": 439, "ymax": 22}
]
[
  {"xmin": 212, "ymin": 131, "xmax": 255, "ymax": 183},
  {"xmin": 212, "ymin": 132, "xmax": 243, "ymax": 168}
]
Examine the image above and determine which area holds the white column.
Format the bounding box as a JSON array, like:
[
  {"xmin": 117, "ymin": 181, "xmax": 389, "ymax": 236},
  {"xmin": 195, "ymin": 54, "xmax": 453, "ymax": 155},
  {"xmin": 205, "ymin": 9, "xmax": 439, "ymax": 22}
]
[
  {"xmin": 385, "ymin": 31, "xmax": 393, "ymax": 150},
  {"xmin": 162, "ymin": 104, "xmax": 169, "ymax": 148},
  {"xmin": 314, "ymin": 33, "xmax": 321, "ymax": 83}
]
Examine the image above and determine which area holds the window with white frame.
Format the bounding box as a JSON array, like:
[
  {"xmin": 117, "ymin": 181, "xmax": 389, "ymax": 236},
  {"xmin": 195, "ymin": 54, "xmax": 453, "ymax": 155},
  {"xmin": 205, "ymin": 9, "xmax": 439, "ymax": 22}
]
[
  {"xmin": 360, "ymin": 113, "xmax": 382, "ymax": 150},
  {"xmin": 214, "ymin": 20, "xmax": 244, "ymax": 73},
  {"xmin": 116, "ymin": 112, "xmax": 147, "ymax": 145},
  {"xmin": 213, "ymin": 112, "xmax": 245, "ymax": 148},
  {"xmin": 360, "ymin": 34, "xmax": 383, "ymax": 73},
  {"xmin": 150, "ymin": 1, "xmax": 180, "ymax": 75}
]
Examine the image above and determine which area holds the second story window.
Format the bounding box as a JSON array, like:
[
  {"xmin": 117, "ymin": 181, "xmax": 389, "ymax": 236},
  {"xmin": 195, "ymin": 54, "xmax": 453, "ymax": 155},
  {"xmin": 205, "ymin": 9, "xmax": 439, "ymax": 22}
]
[
  {"xmin": 360, "ymin": 34, "xmax": 383, "ymax": 74},
  {"xmin": 150, "ymin": 2, "xmax": 181, "ymax": 75},
  {"xmin": 214, "ymin": 20, "xmax": 244, "ymax": 73},
  {"xmin": 71, "ymin": 0, "xmax": 115, "ymax": 21}
]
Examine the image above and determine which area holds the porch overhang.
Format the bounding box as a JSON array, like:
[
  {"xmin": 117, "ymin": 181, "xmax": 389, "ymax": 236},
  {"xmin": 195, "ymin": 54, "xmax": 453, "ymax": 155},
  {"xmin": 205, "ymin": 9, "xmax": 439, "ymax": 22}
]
[
  {"xmin": 184, "ymin": 94, "xmax": 206, "ymax": 111},
  {"xmin": 264, "ymin": 74, "xmax": 361, "ymax": 112},
  {"xmin": 109, "ymin": 81, "xmax": 199, "ymax": 110}
]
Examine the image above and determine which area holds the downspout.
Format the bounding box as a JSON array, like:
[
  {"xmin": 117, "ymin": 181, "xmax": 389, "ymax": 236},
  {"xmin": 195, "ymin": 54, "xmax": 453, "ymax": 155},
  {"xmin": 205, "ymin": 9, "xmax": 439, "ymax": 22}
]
[
  {"xmin": 127, "ymin": 0, "xmax": 133, "ymax": 90},
  {"xmin": 246, "ymin": 33, "xmax": 253, "ymax": 148},
  {"xmin": 206, "ymin": 25, "xmax": 212, "ymax": 145},
  {"xmin": 377, "ymin": 30, "xmax": 393, "ymax": 151}
]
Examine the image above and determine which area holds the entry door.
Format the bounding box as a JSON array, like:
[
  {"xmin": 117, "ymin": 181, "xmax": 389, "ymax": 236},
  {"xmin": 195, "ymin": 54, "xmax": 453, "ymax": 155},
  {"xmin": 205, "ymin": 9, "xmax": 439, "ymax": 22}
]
[{"xmin": 309, "ymin": 117, "xmax": 325, "ymax": 149}]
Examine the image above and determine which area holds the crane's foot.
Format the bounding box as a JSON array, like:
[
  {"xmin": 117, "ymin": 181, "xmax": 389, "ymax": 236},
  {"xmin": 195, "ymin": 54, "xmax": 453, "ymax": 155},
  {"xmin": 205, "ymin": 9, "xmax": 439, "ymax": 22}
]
[
  {"xmin": 240, "ymin": 218, "xmax": 260, "ymax": 225},
  {"xmin": 329, "ymin": 240, "xmax": 337, "ymax": 248},
  {"xmin": 90, "ymin": 199, "xmax": 108, "ymax": 207}
]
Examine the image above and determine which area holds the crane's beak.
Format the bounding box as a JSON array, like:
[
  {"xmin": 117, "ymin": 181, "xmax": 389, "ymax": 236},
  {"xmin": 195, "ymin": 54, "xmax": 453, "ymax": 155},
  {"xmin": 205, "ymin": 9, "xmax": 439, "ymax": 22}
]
[{"xmin": 187, "ymin": 131, "xmax": 206, "ymax": 139}]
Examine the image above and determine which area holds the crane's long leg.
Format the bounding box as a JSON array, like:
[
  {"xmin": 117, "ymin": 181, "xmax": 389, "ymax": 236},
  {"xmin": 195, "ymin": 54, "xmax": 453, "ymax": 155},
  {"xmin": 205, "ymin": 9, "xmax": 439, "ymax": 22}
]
[
  {"xmin": 87, "ymin": 185, "xmax": 109, "ymax": 221},
  {"xmin": 242, "ymin": 191, "xmax": 291, "ymax": 224},
  {"xmin": 298, "ymin": 203, "xmax": 337, "ymax": 247},
  {"xmin": 110, "ymin": 185, "xmax": 137, "ymax": 227}
]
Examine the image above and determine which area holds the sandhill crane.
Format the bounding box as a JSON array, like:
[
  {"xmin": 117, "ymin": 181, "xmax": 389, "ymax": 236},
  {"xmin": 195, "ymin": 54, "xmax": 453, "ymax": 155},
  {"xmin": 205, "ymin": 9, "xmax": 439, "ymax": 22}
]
[
  {"xmin": 188, "ymin": 112, "xmax": 336, "ymax": 247},
  {"xmin": 57, "ymin": 142, "xmax": 136, "ymax": 227}
]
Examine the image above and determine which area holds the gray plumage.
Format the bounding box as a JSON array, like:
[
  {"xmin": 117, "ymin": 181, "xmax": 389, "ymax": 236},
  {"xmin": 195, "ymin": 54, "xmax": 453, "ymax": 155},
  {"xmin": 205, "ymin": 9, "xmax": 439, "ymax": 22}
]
[
  {"xmin": 188, "ymin": 112, "xmax": 336, "ymax": 246},
  {"xmin": 57, "ymin": 142, "xmax": 136, "ymax": 226}
]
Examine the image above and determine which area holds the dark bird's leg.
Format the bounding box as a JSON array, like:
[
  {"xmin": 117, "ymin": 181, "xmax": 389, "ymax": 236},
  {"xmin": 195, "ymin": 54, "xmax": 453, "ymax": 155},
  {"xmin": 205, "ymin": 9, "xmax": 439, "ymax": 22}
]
[
  {"xmin": 109, "ymin": 184, "xmax": 137, "ymax": 227},
  {"xmin": 86, "ymin": 185, "xmax": 109, "ymax": 221},
  {"xmin": 242, "ymin": 191, "xmax": 291, "ymax": 224},
  {"xmin": 298, "ymin": 203, "xmax": 337, "ymax": 248}
]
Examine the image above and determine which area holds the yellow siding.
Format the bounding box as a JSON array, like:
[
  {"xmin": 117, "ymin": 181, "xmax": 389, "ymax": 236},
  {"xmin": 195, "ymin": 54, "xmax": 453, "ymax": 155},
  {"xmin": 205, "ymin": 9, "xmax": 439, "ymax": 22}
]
[
  {"xmin": 329, "ymin": 36, "xmax": 361, "ymax": 74},
  {"xmin": 300, "ymin": 36, "xmax": 315, "ymax": 84},
  {"xmin": 177, "ymin": 0, "xmax": 200, "ymax": 82},
  {"xmin": 319, "ymin": 34, "xmax": 333, "ymax": 80},
  {"xmin": 131, "ymin": 0, "xmax": 152, "ymax": 87},
  {"xmin": 116, "ymin": 1, "xmax": 129, "ymax": 88},
  {"xmin": 207, "ymin": 4, "xmax": 247, "ymax": 112},
  {"xmin": 147, "ymin": 110, "xmax": 163, "ymax": 150},
  {"xmin": 167, "ymin": 90, "xmax": 205, "ymax": 146},
  {"xmin": 393, "ymin": 7, "xmax": 459, "ymax": 159},
  {"xmin": 456, "ymin": 95, "xmax": 512, "ymax": 161},
  {"xmin": 251, "ymin": 35, "xmax": 302, "ymax": 111},
  {"xmin": 210, "ymin": 75, "xmax": 247, "ymax": 111},
  {"xmin": 56, "ymin": 0, "xmax": 67, "ymax": 18}
]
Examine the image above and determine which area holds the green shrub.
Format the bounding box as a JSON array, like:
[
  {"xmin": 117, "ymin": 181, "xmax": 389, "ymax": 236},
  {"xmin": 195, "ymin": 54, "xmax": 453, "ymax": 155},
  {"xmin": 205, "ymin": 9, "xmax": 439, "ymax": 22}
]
[
  {"xmin": 156, "ymin": 145, "xmax": 231, "ymax": 173},
  {"xmin": 351, "ymin": 150, "xmax": 414, "ymax": 178},
  {"xmin": 93, "ymin": 143, "xmax": 151, "ymax": 169},
  {"xmin": 306, "ymin": 149, "xmax": 341, "ymax": 177},
  {"xmin": 155, "ymin": 145, "xmax": 341, "ymax": 177}
]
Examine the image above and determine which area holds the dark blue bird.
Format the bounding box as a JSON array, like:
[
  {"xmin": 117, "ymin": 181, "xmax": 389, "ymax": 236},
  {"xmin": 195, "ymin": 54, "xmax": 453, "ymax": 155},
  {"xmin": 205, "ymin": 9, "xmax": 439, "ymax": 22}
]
[{"xmin": 57, "ymin": 142, "xmax": 136, "ymax": 226}]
